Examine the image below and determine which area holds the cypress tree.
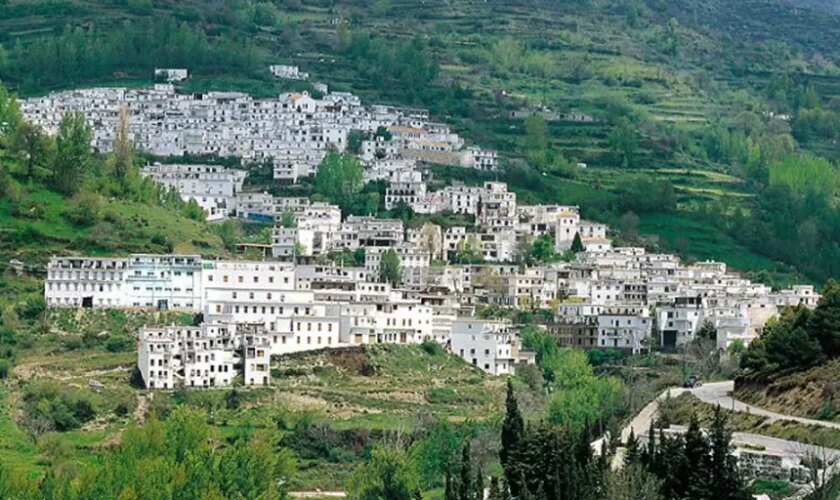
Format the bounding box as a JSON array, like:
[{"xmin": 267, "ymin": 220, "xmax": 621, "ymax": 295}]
[
  {"xmin": 445, "ymin": 469, "xmax": 458, "ymax": 500},
  {"xmin": 474, "ymin": 470, "xmax": 484, "ymax": 500},
  {"xmin": 487, "ymin": 477, "xmax": 503, "ymax": 500},
  {"xmin": 645, "ymin": 420, "xmax": 657, "ymax": 470},
  {"xmin": 501, "ymin": 380, "xmax": 525, "ymax": 496},
  {"xmin": 571, "ymin": 232, "xmax": 585, "ymax": 253},
  {"xmin": 624, "ymin": 428, "xmax": 641, "ymax": 467},
  {"xmin": 459, "ymin": 443, "xmax": 473, "ymax": 500}
]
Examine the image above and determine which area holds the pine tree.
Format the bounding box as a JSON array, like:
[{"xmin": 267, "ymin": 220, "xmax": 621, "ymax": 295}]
[
  {"xmin": 682, "ymin": 413, "xmax": 711, "ymax": 500},
  {"xmin": 655, "ymin": 431, "xmax": 686, "ymax": 499},
  {"xmin": 624, "ymin": 428, "xmax": 641, "ymax": 467},
  {"xmin": 571, "ymin": 232, "xmax": 585, "ymax": 253},
  {"xmin": 501, "ymin": 380, "xmax": 525, "ymax": 496},
  {"xmin": 709, "ymin": 405, "xmax": 750, "ymax": 500}
]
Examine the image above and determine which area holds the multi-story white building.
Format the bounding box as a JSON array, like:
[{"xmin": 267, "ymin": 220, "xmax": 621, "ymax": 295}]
[
  {"xmin": 451, "ymin": 319, "xmax": 534, "ymax": 375},
  {"xmin": 46, "ymin": 257, "xmax": 128, "ymax": 308},
  {"xmin": 138, "ymin": 323, "xmax": 238, "ymax": 389},
  {"xmin": 140, "ymin": 163, "xmax": 247, "ymax": 221},
  {"xmin": 597, "ymin": 304, "xmax": 652, "ymax": 353},
  {"xmin": 365, "ymin": 244, "xmax": 431, "ymax": 285},
  {"xmin": 269, "ymin": 64, "xmax": 309, "ymax": 80}
]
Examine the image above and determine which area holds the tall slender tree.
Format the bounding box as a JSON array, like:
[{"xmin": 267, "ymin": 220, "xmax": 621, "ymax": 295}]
[
  {"xmin": 52, "ymin": 111, "xmax": 91, "ymax": 195},
  {"xmin": 500, "ymin": 380, "xmax": 525, "ymax": 496}
]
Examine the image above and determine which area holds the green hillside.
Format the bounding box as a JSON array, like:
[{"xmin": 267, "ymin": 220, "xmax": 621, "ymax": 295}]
[{"xmin": 2, "ymin": 0, "xmax": 839, "ymax": 285}]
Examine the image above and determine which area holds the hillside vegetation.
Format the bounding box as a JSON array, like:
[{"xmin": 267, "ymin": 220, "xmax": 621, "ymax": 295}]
[{"xmin": 2, "ymin": 0, "xmax": 840, "ymax": 285}]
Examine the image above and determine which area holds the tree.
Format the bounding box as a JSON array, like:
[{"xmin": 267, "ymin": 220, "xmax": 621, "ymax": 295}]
[
  {"xmin": 63, "ymin": 191, "xmax": 101, "ymax": 227},
  {"xmin": 798, "ymin": 441, "xmax": 840, "ymax": 500},
  {"xmin": 618, "ymin": 211, "xmax": 639, "ymax": 236},
  {"xmin": 52, "ymin": 111, "xmax": 92, "ymax": 195},
  {"xmin": 529, "ymin": 234, "xmax": 556, "ymax": 262},
  {"xmin": 418, "ymin": 223, "xmax": 443, "ymax": 260},
  {"xmin": 112, "ymin": 107, "xmax": 137, "ymax": 190},
  {"xmin": 681, "ymin": 414, "xmax": 711, "ymax": 500},
  {"xmin": 0, "ymin": 81, "xmax": 21, "ymax": 141},
  {"xmin": 347, "ymin": 446, "xmax": 418, "ymax": 500},
  {"xmin": 624, "ymin": 429, "xmax": 641, "ymax": 467},
  {"xmin": 708, "ymin": 406, "xmax": 750, "ymax": 500},
  {"xmin": 217, "ymin": 219, "xmax": 240, "ymax": 252},
  {"xmin": 314, "ymin": 151, "xmax": 363, "ymax": 211},
  {"xmin": 604, "ymin": 464, "xmax": 663, "ymax": 500},
  {"xmin": 500, "ymin": 381, "xmax": 524, "ymax": 496},
  {"xmin": 458, "ymin": 443, "xmax": 473, "ymax": 500},
  {"xmin": 696, "ymin": 321, "xmax": 717, "ymax": 342},
  {"xmin": 455, "ymin": 235, "xmax": 481, "ymax": 264},
  {"xmin": 571, "ymin": 232, "xmax": 585, "ymax": 253},
  {"xmin": 524, "ymin": 114, "xmax": 548, "ymax": 168},
  {"xmin": 808, "ymin": 280, "xmax": 840, "ymax": 358},
  {"xmin": 380, "ymin": 248, "xmax": 402, "ymax": 286},
  {"xmin": 609, "ymin": 117, "xmax": 639, "ymax": 168},
  {"xmin": 13, "ymin": 121, "xmax": 50, "ymax": 180}
]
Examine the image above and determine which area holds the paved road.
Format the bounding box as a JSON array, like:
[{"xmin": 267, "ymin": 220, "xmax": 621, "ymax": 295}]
[
  {"xmin": 593, "ymin": 381, "xmax": 840, "ymax": 463},
  {"xmin": 691, "ymin": 381, "xmax": 840, "ymax": 430}
]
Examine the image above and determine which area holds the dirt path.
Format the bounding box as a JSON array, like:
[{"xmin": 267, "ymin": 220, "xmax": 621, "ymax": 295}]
[
  {"xmin": 12, "ymin": 360, "xmax": 132, "ymax": 382},
  {"xmin": 135, "ymin": 393, "xmax": 150, "ymax": 425}
]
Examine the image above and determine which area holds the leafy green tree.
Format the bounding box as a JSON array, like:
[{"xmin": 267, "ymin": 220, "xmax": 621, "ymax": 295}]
[
  {"xmin": 455, "ymin": 235, "xmax": 481, "ymax": 264},
  {"xmin": 524, "ymin": 114, "xmax": 548, "ymax": 167},
  {"xmin": 347, "ymin": 446, "xmax": 418, "ymax": 500},
  {"xmin": 13, "ymin": 121, "xmax": 51, "ymax": 180},
  {"xmin": 379, "ymin": 248, "xmax": 403, "ymax": 286},
  {"xmin": 769, "ymin": 154, "xmax": 837, "ymax": 201},
  {"xmin": 529, "ymin": 234, "xmax": 556, "ymax": 262},
  {"xmin": 0, "ymin": 80, "xmax": 21, "ymax": 141},
  {"xmin": 605, "ymin": 464, "xmax": 663, "ymax": 500},
  {"xmin": 696, "ymin": 321, "xmax": 717, "ymax": 342},
  {"xmin": 52, "ymin": 111, "xmax": 92, "ymax": 195},
  {"xmin": 314, "ymin": 151, "xmax": 363, "ymax": 210},
  {"xmin": 609, "ymin": 117, "xmax": 639, "ymax": 168},
  {"xmin": 217, "ymin": 219, "xmax": 241, "ymax": 252},
  {"xmin": 63, "ymin": 191, "xmax": 101, "ymax": 227},
  {"xmin": 808, "ymin": 280, "xmax": 840, "ymax": 358}
]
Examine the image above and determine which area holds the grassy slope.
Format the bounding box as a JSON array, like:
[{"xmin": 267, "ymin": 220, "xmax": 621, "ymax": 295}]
[
  {"xmin": 735, "ymin": 359, "xmax": 840, "ymax": 422},
  {"xmin": 0, "ymin": 152, "xmax": 227, "ymax": 266},
  {"xmin": 666, "ymin": 392, "xmax": 840, "ymax": 449},
  {"xmin": 1, "ymin": 338, "xmax": 504, "ymax": 490}
]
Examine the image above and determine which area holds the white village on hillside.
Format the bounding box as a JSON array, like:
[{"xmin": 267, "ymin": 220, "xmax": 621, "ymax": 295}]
[{"xmin": 26, "ymin": 82, "xmax": 819, "ymax": 395}]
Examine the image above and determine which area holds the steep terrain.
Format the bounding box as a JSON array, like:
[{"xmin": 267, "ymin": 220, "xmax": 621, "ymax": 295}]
[{"xmin": 736, "ymin": 359, "xmax": 840, "ymax": 422}]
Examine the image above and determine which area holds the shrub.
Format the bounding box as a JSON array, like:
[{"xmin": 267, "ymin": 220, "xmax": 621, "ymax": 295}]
[
  {"xmin": 420, "ymin": 339, "xmax": 443, "ymax": 356},
  {"xmin": 105, "ymin": 336, "xmax": 133, "ymax": 353},
  {"xmin": 63, "ymin": 191, "xmax": 101, "ymax": 227},
  {"xmin": 0, "ymin": 359, "xmax": 11, "ymax": 379}
]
